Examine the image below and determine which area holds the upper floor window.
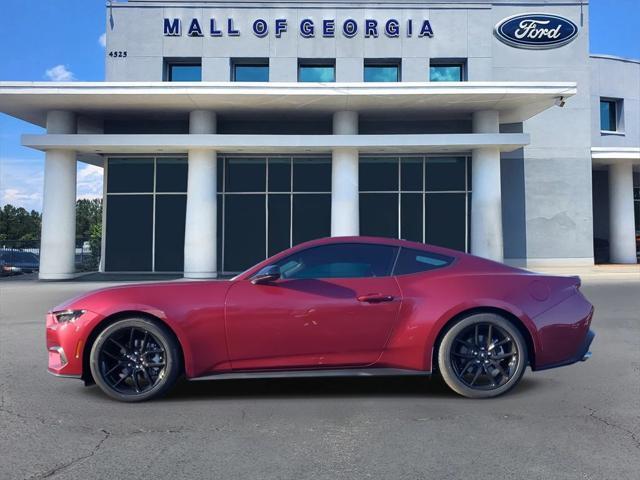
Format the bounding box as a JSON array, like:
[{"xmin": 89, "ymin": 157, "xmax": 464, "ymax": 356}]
[
  {"xmin": 165, "ymin": 59, "xmax": 202, "ymax": 82},
  {"xmin": 600, "ymin": 98, "xmax": 623, "ymax": 133},
  {"xmin": 298, "ymin": 59, "xmax": 335, "ymax": 82},
  {"xmin": 232, "ymin": 59, "xmax": 269, "ymax": 82},
  {"xmin": 364, "ymin": 59, "xmax": 401, "ymax": 82},
  {"xmin": 430, "ymin": 59, "xmax": 466, "ymax": 82}
]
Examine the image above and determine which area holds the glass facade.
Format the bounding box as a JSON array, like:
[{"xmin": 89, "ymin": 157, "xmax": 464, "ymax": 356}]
[
  {"xmin": 233, "ymin": 63, "xmax": 269, "ymax": 82},
  {"xmin": 364, "ymin": 63, "xmax": 400, "ymax": 82},
  {"xmin": 359, "ymin": 156, "xmax": 471, "ymax": 252},
  {"xmin": 298, "ymin": 62, "xmax": 336, "ymax": 82},
  {"xmin": 600, "ymin": 99, "xmax": 617, "ymax": 132},
  {"xmin": 105, "ymin": 157, "xmax": 188, "ymax": 272},
  {"xmin": 105, "ymin": 154, "xmax": 471, "ymax": 274},
  {"xmin": 430, "ymin": 64, "xmax": 464, "ymax": 82},
  {"xmin": 218, "ymin": 156, "xmax": 332, "ymax": 273},
  {"xmin": 166, "ymin": 63, "xmax": 202, "ymax": 82}
]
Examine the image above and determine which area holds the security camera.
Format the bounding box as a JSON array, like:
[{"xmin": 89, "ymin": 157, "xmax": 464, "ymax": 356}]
[{"xmin": 555, "ymin": 97, "xmax": 566, "ymax": 108}]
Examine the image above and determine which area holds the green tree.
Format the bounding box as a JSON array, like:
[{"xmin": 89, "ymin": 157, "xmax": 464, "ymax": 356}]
[
  {"xmin": 76, "ymin": 199, "xmax": 103, "ymax": 243},
  {"xmin": 0, "ymin": 205, "xmax": 41, "ymax": 243}
]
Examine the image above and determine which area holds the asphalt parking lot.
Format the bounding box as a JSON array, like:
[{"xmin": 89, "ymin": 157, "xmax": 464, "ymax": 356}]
[{"xmin": 1, "ymin": 275, "xmax": 639, "ymax": 479}]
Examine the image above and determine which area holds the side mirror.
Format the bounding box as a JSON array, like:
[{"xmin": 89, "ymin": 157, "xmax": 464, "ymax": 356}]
[{"xmin": 251, "ymin": 265, "xmax": 281, "ymax": 285}]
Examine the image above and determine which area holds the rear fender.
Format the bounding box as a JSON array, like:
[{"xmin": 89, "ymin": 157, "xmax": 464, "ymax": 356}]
[{"xmin": 426, "ymin": 298, "xmax": 541, "ymax": 371}]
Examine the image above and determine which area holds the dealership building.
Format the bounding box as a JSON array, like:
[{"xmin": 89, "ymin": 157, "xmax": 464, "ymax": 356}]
[{"xmin": 0, "ymin": 0, "xmax": 638, "ymax": 279}]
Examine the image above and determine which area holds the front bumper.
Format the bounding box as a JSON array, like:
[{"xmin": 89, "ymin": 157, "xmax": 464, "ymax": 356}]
[{"xmin": 46, "ymin": 310, "xmax": 102, "ymax": 377}]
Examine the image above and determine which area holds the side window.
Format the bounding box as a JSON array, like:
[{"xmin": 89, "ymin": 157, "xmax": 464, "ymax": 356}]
[
  {"xmin": 276, "ymin": 243, "xmax": 398, "ymax": 279},
  {"xmin": 393, "ymin": 248, "xmax": 454, "ymax": 275}
]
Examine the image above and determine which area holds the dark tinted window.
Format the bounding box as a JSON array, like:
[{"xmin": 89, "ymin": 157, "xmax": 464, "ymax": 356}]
[
  {"xmin": 167, "ymin": 63, "xmax": 202, "ymax": 82},
  {"xmin": 360, "ymin": 157, "xmax": 398, "ymax": 191},
  {"xmin": 401, "ymin": 193, "xmax": 423, "ymax": 242},
  {"xmin": 425, "ymin": 157, "xmax": 466, "ymax": 191},
  {"xmin": 107, "ymin": 158, "xmax": 154, "ymax": 193},
  {"xmin": 293, "ymin": 157, "xmax": 331, "ymax": 192},
  {"xmin": 360, "ymin": 193, "xmax": 398, "ymax": 238},
  {"xmin": 233, "ymin": 64, "xmax": 269, "ymax": 82},
  {"xmin": 298, "ymin": 63, "xmax": 335, "ymax": 82},
  {"xmin": 156, "ymin": 158, "xmax": 188, "ymax": 192},
  {"xmin": 600, "ymin": 99, "xmax": 617, "ymax": 131},
  {"xmin": 105, "ymin": 195, "xmax": 153, "ymax": 271},
  {"xmin": 154, "ymin": 194, "xmax": 187, "ymax": 271},
  {"xmin": 425, "ymin": 193, "xmax": 466, "ymax": 251},
  {"xmin": 225, "ymin": 158, "xmax": 266, "ymax": 192},
  {"xmin": 292, "ymin": 194, "xmax": 330, "ymax": 245},
  {"xmin": 364, "ymin": 64, "xmax": 399, "ymax": 82},
  {"xmin": 224, "ymin": 194, "xmax": 266, "ymax": 271},
  {"xmin": 276, "ymin": 243, "xmax": 398, "ymax": 279},
  {"xmin": 268, "ymin": 158, "xmax": 291, "ymax": 192},
  {"xmin": 430, "ymin": 64, "xmax": 463, "ymax": 82},
  {"xmin": 268, "ymin": 194, "xmax": 290, "ymax": 256},
  {"xmin": 401, "ymin": 157, "xmax": 423, "ymax": 191},
  {"xmin": 393, "ymin": 248, "xmax": 454, "ymax": 275}
]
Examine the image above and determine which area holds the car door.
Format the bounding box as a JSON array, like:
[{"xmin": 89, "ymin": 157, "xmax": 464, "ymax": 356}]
[{"xmin": 225, "ymin": 243, "xmax": 402, "ymax": 371}]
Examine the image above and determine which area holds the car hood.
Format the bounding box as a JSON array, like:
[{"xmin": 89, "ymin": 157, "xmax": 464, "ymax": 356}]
[{"xmin": 51, "ymin": 280, "xmax": 232, "ymax": 314}]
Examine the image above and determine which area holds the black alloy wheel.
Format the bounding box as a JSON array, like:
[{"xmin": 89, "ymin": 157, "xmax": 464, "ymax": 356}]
[
  {"xmin": 90, "ymin": 318, "xmax": 181, "ymax": 402},
  {"xmin": 437, "ymin": 313, "xmax": 527, "ymax": 398}
]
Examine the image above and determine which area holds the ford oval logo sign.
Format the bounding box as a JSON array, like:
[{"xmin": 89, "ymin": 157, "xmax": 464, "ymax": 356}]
[{"xmin": 494, "ymin": 13, "xmax": 578, "ymax": 49}]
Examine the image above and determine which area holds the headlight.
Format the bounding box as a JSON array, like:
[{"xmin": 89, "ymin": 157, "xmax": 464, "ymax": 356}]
[{"xmin": 53, "ymin": 309, "xmax": 86, "ymax": 323}]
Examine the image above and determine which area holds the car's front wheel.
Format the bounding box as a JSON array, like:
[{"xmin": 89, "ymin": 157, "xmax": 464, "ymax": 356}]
[
  {"xmin": 437, "ymin": 313, "xmax": 527, "ymax": 398},
  {"xmin": 89, "ymin": 317, "xmax": 181, "ymax": 402}
]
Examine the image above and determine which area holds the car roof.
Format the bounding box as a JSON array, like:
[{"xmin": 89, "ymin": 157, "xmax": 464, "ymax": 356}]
[
  {"xmin": 290, "ymin": 236, "xmax": 463, "ymax": 257},
  {"xmin": 235, "ymin": 236, "xmax": 466, "ymax": 281}
]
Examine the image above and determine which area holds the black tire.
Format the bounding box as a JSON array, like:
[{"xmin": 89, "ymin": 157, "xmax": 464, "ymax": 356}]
[
  {"xmin": 89, "ymin": 317, "xmax": 181, "ymax": 402},
  {"xmin": 437, "ymin": 313, "xmax": 527, "ymax": 399}
]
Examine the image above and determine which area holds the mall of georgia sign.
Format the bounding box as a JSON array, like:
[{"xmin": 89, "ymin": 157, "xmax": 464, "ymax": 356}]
[{"xmin": 494, "ymin": 13, "xmax": 578, "ymax": 49}]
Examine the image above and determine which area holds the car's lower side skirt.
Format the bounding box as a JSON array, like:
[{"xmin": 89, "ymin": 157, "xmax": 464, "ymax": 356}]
[{"xmin": 189, "ymin": 367, "xmax": 431, "ymax": 382}]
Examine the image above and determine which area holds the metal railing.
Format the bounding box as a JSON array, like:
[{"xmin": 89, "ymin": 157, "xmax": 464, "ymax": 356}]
[{"xmin": 0, "ymin": 239, "xmax": 98, "ymax": 271}]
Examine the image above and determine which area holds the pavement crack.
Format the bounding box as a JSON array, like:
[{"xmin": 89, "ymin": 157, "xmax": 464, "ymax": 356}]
[
  {"xmin": 26, "ymin": 429, "xmax": 111, "ymax": 479},
  {"xmin": 586, "ymin": 407, "xmax": 640, "ymax": 450}
]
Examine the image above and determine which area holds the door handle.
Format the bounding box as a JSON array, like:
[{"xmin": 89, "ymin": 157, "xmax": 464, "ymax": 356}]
[{"xmin": 357, "ymin": 293, "xmax": 395, "ymax": 303}]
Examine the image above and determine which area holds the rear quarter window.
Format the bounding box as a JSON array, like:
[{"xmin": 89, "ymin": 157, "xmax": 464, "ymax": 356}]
[{"xmin": 393, "ymin": 248, "xmax": 454, "ymax": 275}]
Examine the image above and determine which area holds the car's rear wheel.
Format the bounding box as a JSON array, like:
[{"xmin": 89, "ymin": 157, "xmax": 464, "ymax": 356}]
[
  {"xmin": 89, "ymin": 318, "xmax": 181, "ymax": 402},
  {"xmin": 437, "ymin": 313, "xmax": 527, "ymax": 398}
]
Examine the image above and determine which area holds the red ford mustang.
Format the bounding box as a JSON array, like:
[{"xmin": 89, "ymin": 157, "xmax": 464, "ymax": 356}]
[{"xmin": 46, "ymin": 236, "xmax": 595, "ymax": 402}]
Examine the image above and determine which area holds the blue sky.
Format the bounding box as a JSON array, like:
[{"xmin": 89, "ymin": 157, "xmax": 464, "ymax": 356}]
[{"xmin": 1, "ymin": 0, "xmax": 639, "ymax": 211}]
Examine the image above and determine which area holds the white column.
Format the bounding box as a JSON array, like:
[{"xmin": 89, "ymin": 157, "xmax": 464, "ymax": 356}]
[
  {"xmin": 471, "ymin": 110, "xmax": 503, "ymax": 262},
  {"xmin": 608, "ymin": 162, "xmax": 637, "ymax": 264},
  {"xmin": 39, "ymin": 111, "xmax": 77, "ymax": 280},
  {"xmin": 331, "ymin": 111, "xmax": 359, "ymax": 237},
  {"xmin": 184, "ymin": 111, "xmax": 218, "ymax": 278}
]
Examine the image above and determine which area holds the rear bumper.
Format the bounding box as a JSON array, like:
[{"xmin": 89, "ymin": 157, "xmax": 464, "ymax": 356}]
[
  {"xmin": 535, "ymin": 329, "xmax": 595, "ymax": 371},
  {"xmin": 531, "ymin": 291, "xmax": 595, "ymax": 371}
]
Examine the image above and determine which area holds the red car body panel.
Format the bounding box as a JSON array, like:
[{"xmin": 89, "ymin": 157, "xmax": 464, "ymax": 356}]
[{"xmin": 46, "ymin": 236, "xmax": 594, "ymax": 380}]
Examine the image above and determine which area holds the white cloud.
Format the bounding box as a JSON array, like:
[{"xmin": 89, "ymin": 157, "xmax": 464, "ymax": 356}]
[
  {"xmin": 0, "ymin": 159, "xmax": 104, "ymax": 212},
  {"xmin": 77, "ymin": 163, "xmax": 104, "ymax": 200},
  {"xmin": 44, "ymin": 64, "xmax": 75, "ymax": 82},
  {"xmin": 0, "ymin": 158, "xmax": 44, "ymax": 211},
  {"xmin": 2, "ymin": 188, "xmax": 41, "ymax": 205},
  {"xmin": 98, "ymin": 33, "xmax": 106, "ymax": 48}
]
